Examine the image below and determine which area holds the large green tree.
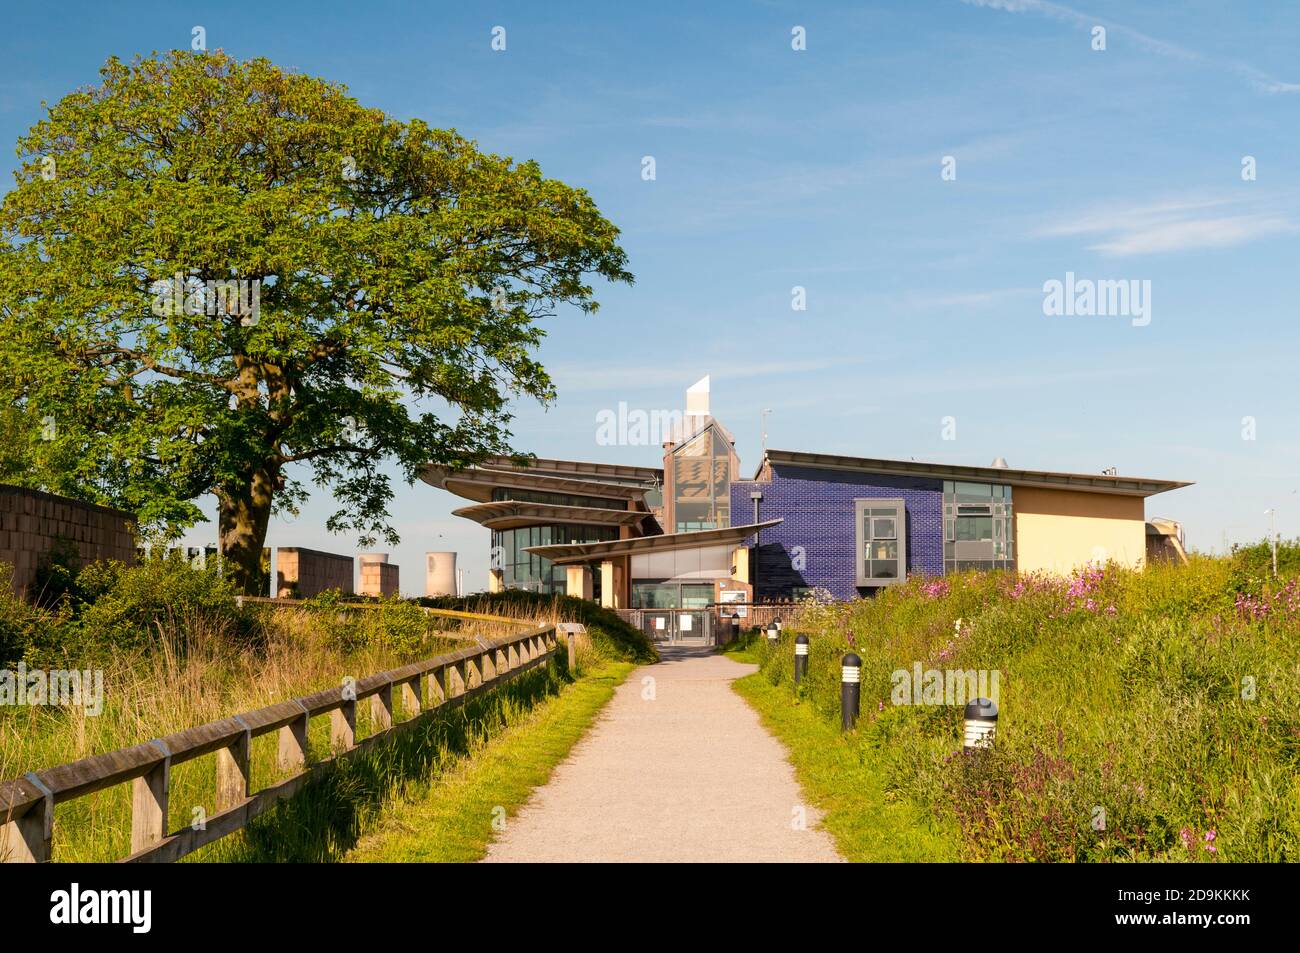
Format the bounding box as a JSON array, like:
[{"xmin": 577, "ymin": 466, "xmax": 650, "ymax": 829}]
[{"xmin": 0, "ymin": 51, "xmax": 631, "ymax": 592}]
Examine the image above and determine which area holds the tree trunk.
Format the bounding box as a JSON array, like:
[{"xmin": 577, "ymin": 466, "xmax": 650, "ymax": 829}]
[{"xmin": 217, "ymin": 466, "xmax": 278, "ymax": 596}]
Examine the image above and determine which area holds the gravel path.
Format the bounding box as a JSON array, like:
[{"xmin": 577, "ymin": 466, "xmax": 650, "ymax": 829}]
[{"xmin": 482, "ymin": 646, "xmax": 843, "ymax": 863}]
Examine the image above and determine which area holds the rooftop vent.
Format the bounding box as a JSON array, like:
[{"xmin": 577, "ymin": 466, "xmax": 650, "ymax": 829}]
[{"xmin": 990, "ymin": 456, "xmax": 1009, "ymax": 468}]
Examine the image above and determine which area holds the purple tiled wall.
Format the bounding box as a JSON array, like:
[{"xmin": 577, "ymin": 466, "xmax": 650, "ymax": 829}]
[{"xmin": 731, "ymin": 464, "xmax": 943, "ymax": 601}]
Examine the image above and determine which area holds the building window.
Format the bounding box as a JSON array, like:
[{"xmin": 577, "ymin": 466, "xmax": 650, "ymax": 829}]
[
  {"xmin": 669, "ymin": 425, "xmax": 734, "ymax": 533},
  {"xmin": 854, "ymin": 498, "xmax": 906, "ymax": 587},
  {"xmin": 631, "ymin": 581, "xmax": 714, "ymax": 609},
  {"xmin": 942, "ymin": 481, "xmax": 1014, "ymax": 574},
  {"xmin": 491, "ymin": 487, "xmax": 627, "ymax": 510},
  {"xmin": 491, "ymin": 524, "xmax": 618, "ymax": 594}
]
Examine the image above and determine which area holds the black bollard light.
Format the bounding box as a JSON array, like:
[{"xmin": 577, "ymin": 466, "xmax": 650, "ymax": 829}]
[
  {"xmin": 794, "ymin": 634, "xmax": 809, "ymax": 686},
  {"xmin": 840, "ymin": 653, "xmax": 861, "ymax": 731},
  {"xmin": 963, "ymin": 697, "xmax": 998, "ymax": 749},
  {"xmin": 766, "ymin": 622, "xmax": 779, "ymax": 646}
]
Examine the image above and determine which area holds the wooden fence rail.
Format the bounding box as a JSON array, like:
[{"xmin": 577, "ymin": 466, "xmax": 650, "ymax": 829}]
[{"xmin": 0, "ymin": 620, "xmax": 561, "ymax": 863}]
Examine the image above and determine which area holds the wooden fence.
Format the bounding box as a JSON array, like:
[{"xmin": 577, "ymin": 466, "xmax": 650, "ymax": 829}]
[{"xmin": 0, "ymin": 619, "xmax": 561, "ymax": 863}]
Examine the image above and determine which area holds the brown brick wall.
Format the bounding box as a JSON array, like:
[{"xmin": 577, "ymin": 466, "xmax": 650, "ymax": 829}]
[
  {"xmin": 276, "ymin": 547, "xmax": 355, "ymax": 598},
  {"xmin": 0, "ymin": 485, "xmax": 137, "ymax": 597}
]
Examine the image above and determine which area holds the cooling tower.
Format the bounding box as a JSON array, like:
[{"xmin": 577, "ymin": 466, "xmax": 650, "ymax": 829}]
[{"xmin": 426, "ymin": 551, "xmax": 458, "ymax": 597}]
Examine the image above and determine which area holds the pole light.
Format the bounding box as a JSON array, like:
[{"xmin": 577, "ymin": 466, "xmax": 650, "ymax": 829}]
[
  {"xmin": 794, "ymin": 634, "xmax": 809, "ymax": 685},
  {"xmin": 840, "ymin": 653, "xmax": 861, "ymax": 731},
  {"xmin": 963, "ymin": 698, "xmax": 998, "ymax": 749}
]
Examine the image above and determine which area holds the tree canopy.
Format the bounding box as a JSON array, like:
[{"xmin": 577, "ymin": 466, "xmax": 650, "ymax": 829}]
[{"xmin": 0, "ymin": 50, "xmax": 631, "ymax": 591}]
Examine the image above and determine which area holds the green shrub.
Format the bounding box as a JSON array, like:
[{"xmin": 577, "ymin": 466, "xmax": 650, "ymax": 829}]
[
  {"xmin": 302, "ymin": 590, "xmax": 435, "ymax": 655},
  {"xmin": 55, "ymin": 554, "xmax": 247, "ymax": 661},
  {"xmin": 0, "ymin": 564, "xmax": 44, "ymax": 666},
  {"xmin": 1228, "ymin": 536, "xmax": 1300, "ymax": 596}
]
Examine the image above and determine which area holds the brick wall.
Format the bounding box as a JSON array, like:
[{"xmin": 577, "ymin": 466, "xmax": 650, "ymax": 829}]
[
  {"xmin": 276, "ymin": 547, "xmax": 354, "ymax": 598},
  {"xmin": 0, "ymin": 485, "xmax": 137, "ymax": 597},
  {"xmin": 730, "ymin": 464, "xmax": 943, "ymax": 601}
]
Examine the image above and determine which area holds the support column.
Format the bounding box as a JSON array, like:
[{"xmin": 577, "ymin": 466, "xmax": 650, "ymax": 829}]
[
  {"xmin": 599, "ymin": 560, "xmax": 617, "ymax": 609},
  {"xmin": 566, "ymin": 564, "xmax": 594, "ymax": 601}
]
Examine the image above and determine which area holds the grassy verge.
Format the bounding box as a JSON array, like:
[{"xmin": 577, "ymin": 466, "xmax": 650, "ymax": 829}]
[
  {"xmin": 343, "ymin": 661, "xmax": 635, "ymax": 862},
  {"xmin": 720, "ymin": 630, "xmax": 758, "ymax": 661},
  {"xmin": 745, "ymin": 555, "xmax": 1300, "ymax": 862},
  {"xmin": 733, "ymin": 670, "xmax": 958, "ymax": 862}
]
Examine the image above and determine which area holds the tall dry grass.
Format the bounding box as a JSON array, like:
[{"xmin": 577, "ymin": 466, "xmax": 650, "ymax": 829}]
[{"xmin": 1, "ymin": 559, "xmax": 648, "ymax": 861}]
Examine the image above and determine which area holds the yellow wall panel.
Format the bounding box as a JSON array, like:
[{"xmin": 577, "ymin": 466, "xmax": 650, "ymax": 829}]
[{"xmin": 1014, "ymin": 486, "xmax": 1146, "ymax": 574}]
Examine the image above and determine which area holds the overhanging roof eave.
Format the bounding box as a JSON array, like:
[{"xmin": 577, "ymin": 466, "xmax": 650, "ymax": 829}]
[
  {"xmin": 523, "ymin": 519, "xmax": 783, "ymax": 565},
  {"xmin": 757, "ymin": 449, "xmax": 1192, "ymax": 497}
]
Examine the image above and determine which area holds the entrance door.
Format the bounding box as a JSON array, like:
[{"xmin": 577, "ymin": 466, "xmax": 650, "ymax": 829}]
[{"xmin": 676, "ymin": 584, "xmax": 714, "ymax": 644}]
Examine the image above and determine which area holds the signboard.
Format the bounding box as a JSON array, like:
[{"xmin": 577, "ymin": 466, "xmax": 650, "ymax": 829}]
[{"xmin": 719, "ymin": 589, "xmax": 748, "ymax": 618}]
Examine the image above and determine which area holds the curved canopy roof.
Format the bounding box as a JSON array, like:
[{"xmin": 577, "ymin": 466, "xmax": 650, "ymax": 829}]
[
  {"xmin": 452, "ymin": 501, "xmax": 653, "ymax": 531},
  {"xmin": 524, "ymin": 519, "xmax": 783, "ymax": 566},
  {"xmin": 421, "ymin": 457, "xmax": 660, "ymax": 506}
]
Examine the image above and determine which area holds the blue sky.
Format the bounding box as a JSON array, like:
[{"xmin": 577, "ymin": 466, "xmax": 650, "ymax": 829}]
[{"xmin": 3, "ymin": 0, "xmax": 1298, "ymax": 591}]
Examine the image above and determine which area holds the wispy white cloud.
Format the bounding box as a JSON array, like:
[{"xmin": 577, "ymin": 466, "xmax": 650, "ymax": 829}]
[
  {"xmin": 1040, "ymin": 193, "xmax": 1294, "ymax": 254},
  {"xmin": 1038, "ymin": 195, "xmax": 1298, "ymax": 255},
  {"xmin": 1086, "ymin": 215, "xmax": 1293, "ymax": 256},
  {"xmin": 960, "ymin": 0, "xmax": 1300, "ymax": 94}
]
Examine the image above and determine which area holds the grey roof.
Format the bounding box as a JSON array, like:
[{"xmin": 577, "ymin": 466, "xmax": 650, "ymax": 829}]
[{"xmin": 757, "ymin": 449, "xmax": 1191, "ymax": 497}]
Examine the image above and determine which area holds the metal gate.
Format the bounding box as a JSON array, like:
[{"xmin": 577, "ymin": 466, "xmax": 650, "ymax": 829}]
[{"xmin": 631, "ymin": 609, "xmax": 714, "ymax": 644}]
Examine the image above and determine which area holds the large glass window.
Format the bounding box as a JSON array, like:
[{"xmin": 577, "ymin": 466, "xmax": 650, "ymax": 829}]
[
  {"xmin": 854, "ymin": 499, "xmax": 906, "ymax": 586},
  {"xmin": 943, "ymin": 481, "xmax": 1013, "ymax": 573},
  {"xmin": 491, "ymin": 524, "xmax": 618, "ymax": 594},
  {"xmin": 491, "ymin": 487, "xmax": 627, "ymax": 510},
  {"xmin": 669, "ymin": 425, "xmax": 734, "ymax": 533},
  {"xmin": 631, "ymin": 581, "xmax": 716, "ymax": 609}
]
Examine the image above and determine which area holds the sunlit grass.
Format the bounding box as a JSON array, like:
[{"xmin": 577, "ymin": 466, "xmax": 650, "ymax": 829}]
[{"xmin": 744, "ymin": 555, "xmax": 1300, "ymax": 862}]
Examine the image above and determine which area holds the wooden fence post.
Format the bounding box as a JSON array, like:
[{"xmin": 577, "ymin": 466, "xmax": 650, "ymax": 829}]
[
  {"xmin": 215, "ymin": 717, "xmax": 252, "ymax": 812},
  {"xmin": 1, "ymin": 776, "xmax": 53, "ymax": 862},
  {"xmin": 331, "ymin": 688, "xmax": 357, "ymax": 751},
  {"xmin": 278, "ymin": 704, "xmax": 309, "ymax": 772},
  {"xmin": 131, "ymin": 742, "xmax": 171, "ymax": 854},
  {"xmin": 428, "ymin": 666, "xmax": 446, "ymax": 705},
  {"xmin": 447, "ymin": 660, "xmax": 466, "ymax": 698},
  {"xmin": 401, "ymin": 677, "xmax": 422, "ymax": 718},
  {"xmin": 371, "ymin": 683, "xmax": 393, "ymax": 732}
]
